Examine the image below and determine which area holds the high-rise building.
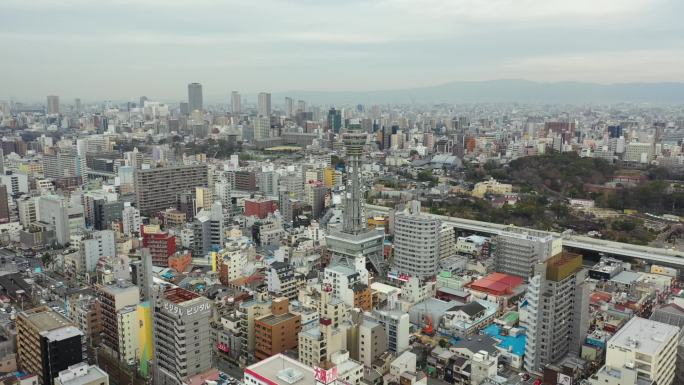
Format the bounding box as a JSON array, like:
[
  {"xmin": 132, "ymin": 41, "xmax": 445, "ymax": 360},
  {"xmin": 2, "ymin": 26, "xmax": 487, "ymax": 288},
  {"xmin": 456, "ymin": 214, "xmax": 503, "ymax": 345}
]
[
  {"xmin": 139, "ymin": 96, "xmax": 148, "ymax": 108},
  {"xmin": 141, "ymin": 225, "xmax": 176, "ymax": 267},
  {"xmin": 392, "ymin": 200, "xmax": 441, "ymax": 278},
  {"xmin": 373, "ymin": 308, "xmax": 410, "ymax": 355},
  {"xmin": 285, "ymin": 97, "xmax": 294, "ymax": 117},
  {"xmin": 327, "ymin": 119, "xmax": 386, "ymax": 275},
  {"xmin": 238, "ymin": 294, "xmax": 272, "ymax": 365},
  {"xmin": 16, "ymin": 306, "xmax": 85, "ymax": 385},
  {"xmin": 47, "ymin": 95, "xmax": 60, "ymax": 114},
  {"xmin": 298, "ymin": 285, "xmax": 349, "ymax": 367},
  {"xmin": 81, "ymin": 230, "xmax": 116, "ymax": 272},
  {"xmin": 522, "ymin": 252, "xmax": 590, "ymax": 373},
  {"xmin": 192, "ymin": 202, "xmax": 224, "ymax": 257},
  {"xmin": 231, "ymin": 91, "xmax": 241, "ymax": 114},
  {"xmin": 257, "ymin": 92, "xmax": 271, "ymax": 116},
  {"xmin": 134, "ymin": 164, "xmax": 208, "ymax": 215},
  {"xmin": 179, "ymin": 101, "xmax": 189, "ymax": 116},
  {"xmin": 589, "ymin": 317, "xmax": 680, "ymax": 385},
  {"xmin": 17, "ymin": 195, "xmax": 37, "ymax": 228},
  {"xmin": 187, "ymin": 82, "xmax": 203, "ymax": 112},
  {"xmin": 253, "ymin": 116, "xmax": 270, "ymax": 140},
  {"xmin": 154, "ymin": 287, "xmax": 213, "ymax": 385},
  {"xmin": 493, "ymin": 227, "xmax": 562, "ymax": 278},
  {"xmin": 0, "ymin": 185, "xmax": 9, "ymax": 223},
  {"xmin": 96, "ymin": 280, "xmax": 139, "ymax": 364},
  {"xmin": 74, "ymin": 98, "xmax": 82, "ymax": 114},
  {"xmin": 265, "ymin": 262, "xmax": 302, "ymax": 300},
  {"xmin": 0, "ymin": 171, "xmax": 29, "ymax": 195},
  {"xmin": 42, "ymin": 151, "xmax": 86, "ymax": 184},
  {"xmin": 327, "ymin": 108, "xmax": 342, "ymax": 133},
  {"xmin": 122, "ymin": 203, "xmax": 141, "ymax": 237},
  {"xmin": 297, "ymin": 99, "xmax": 306, "ymax": 113},
  {"xmin": 38, "ymin": 195, "xmax": 70, "ymax": 245},
  {"xmin": 358, "ymin": 317, "xmax": 388, "ymax": 367}
]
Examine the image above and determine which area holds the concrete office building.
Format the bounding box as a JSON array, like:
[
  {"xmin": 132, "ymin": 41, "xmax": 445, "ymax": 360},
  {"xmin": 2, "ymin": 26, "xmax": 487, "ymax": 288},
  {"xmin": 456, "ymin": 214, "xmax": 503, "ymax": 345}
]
[
  {"xmin": 0, "ymin": 172, "xmax": 29, "ymax": 195},
  {"xmin": 16, "ymin": 306, "xmax": 85, "ymax": 385},
  {"xmin": 254, "ymin": 116, "xmax": 271, "ymax": 140},
  {"xmin": 80, "ymin": 230, "xmax": 116, "ymax": 273},
  {"xmin": 623, "ymin": 141, "xmax": 655, "ymax": 163},
  {"xmin": 38, "ymin": 195, "xmax": 70, "ymax": 245},
  {"xmin": 154, "ymin": 288, "xmax": 213, "ymax": 385},
  {"xmin": 298, "ymin": 285, "xmax": 349, "ymax": 368},
  {"xmin": 192, "ymin": 202, "xmax": 224, "ymax": 257},
  {"xmin": 0, "ymin": 185, "xmax": 9, "ymax": 223},
  {"xmin": 254, "ymin": 298, "xmax": 301, "ymax": 361},
  {"xmin": 187, "ymin": 83, "xmax": 202, "ymax": 112},
  {"xmin": 121, "ymin": 203, "xmax": 141, "ymax": 237},
  {"xmin": 47, "ymin": 95, "xmax": 60, "ymax": 114},
  {"xmin": 134, "ymin": 164, "xmax": 208, "ymax": 215},
  {"xmin": 522, "ymin": 252, "xmax": 590, "ymax": 373},
  {"xmin": 392, "ymin": 201, "xmax": 441, "ymax": 278},
  {"xmin": 590, "ymin": 317, "xmax": 680, "ymax": 385},
  {"xmin": 231, "ymin": 91, "xmax": 241, "ymax": 114},
  {"xmin": 54, "ymin": 363, "xmax": 109, "ymax": 385},
  {"xmin": 238, "ymin": 293, "xmax": 272, "ymax": 365},
  {"xmin": 266, "ymin": 262, "xmax": 302, "ymax": 300},
  {"xmin": 96, "ymin": 281, "xmax": 139, "ymax": 365},
  {"xmin": 358, "ymin": 317, "xmax": 388, "ymax": 367},
  {"xmin": 285, "ymin": 97, "xmax": 293, "ymax": 117},
  {"xmin": 373, "ymin": 308, "xmax": 409, "ymax": 355},
  {"xmin": 42, "ymin": 151, "xmax": 85, "ymax": 184},
  {"xmin": 17, "ymin": 195, "xmax": 37, "ymax": 228},
  {"xmin": 650, "ymin": 303, "xmax": 684, "ymax": 384},
  {"xmin": 493, "ymin": 226, "xmax": 562, "ymax": 279},
  {"xmin": 257, "ymin": 92, "xmax": 271, "ymax": 116}
]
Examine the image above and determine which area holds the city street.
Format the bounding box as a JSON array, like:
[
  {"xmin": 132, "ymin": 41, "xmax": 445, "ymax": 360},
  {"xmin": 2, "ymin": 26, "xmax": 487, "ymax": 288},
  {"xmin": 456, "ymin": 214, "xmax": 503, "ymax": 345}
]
[{"xmin": 216, "ymin": 357, "xmax": 244, "ymax": 382}]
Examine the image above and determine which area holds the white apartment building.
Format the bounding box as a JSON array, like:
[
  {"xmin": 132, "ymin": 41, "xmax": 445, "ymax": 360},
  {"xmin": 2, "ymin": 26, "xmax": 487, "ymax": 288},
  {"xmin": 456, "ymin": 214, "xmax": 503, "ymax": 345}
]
[{"xmin": 601, "ymin": 317, "xmax": 680, "ymax": 385}]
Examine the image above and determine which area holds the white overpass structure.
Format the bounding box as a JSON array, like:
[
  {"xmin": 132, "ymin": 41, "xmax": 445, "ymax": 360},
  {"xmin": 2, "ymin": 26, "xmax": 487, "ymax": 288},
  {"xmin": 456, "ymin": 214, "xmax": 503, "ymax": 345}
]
[{"xmin": 366, "ymin": 204, "xmax": 684, "ymax": 268}]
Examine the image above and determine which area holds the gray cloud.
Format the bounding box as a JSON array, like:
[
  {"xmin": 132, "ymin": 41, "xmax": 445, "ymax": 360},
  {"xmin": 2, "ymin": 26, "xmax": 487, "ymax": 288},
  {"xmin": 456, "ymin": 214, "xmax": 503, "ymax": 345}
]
[{"xmin": 0, "ymin": 0, "xmax": 682, "ymax": 101}]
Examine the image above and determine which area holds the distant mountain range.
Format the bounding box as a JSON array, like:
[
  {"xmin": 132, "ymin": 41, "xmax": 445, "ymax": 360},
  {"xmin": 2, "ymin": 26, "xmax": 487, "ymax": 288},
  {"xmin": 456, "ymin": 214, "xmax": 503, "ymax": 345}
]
[{"xmin": 263, "ymin": 79, "xmax": 684, "ymax": 104}]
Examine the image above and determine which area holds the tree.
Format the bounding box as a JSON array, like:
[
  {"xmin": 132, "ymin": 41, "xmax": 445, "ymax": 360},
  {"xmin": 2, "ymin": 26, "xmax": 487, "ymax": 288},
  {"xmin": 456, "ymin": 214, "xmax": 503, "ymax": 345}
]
[
  {"xmin": 41, "ymin": 252, "xmax": 53, "ymax": 268},
  {"xmin": 438, "ymin": 338, "xmax": 449, "ymax": 348}
]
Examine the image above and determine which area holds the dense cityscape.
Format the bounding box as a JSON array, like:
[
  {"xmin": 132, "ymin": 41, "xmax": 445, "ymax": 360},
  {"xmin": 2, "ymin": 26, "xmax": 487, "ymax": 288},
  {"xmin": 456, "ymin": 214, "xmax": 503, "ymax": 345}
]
[
  {"xmin": 0, "ymin": 85, "xmax": 680, "ymax": 385},
  {"xmin": 3, "ymin": 0, "xmax": 684, "ymax": 383}
]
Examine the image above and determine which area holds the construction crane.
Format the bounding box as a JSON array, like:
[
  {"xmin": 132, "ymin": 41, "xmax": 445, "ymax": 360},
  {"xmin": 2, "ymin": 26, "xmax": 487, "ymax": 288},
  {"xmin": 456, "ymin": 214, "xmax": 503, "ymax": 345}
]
[{"xmin": 422, "ymin": 314, "xmax": 435, "ymax": 336}]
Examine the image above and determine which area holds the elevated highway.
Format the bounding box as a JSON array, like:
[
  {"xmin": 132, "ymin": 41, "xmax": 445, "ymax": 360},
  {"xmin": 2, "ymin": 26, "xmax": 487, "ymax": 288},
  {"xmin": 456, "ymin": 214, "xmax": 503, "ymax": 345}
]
[{"xmin": 366, "ymin": 204, "xmax": 684, "ymax": 268}]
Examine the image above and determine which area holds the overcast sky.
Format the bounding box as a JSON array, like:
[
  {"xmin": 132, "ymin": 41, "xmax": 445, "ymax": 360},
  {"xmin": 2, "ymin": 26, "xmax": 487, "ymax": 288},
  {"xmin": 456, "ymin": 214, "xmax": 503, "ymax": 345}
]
[{"xmin": 2, "ymin": 0, "xmax": 684, "ymax": 101}]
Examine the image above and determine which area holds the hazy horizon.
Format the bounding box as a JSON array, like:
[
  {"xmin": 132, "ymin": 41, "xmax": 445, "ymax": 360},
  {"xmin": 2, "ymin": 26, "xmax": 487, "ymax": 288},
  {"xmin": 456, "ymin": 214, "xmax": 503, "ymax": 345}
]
[{"xmin": 2, "ymin": 0, "xmax": 684, "ymax": 100}]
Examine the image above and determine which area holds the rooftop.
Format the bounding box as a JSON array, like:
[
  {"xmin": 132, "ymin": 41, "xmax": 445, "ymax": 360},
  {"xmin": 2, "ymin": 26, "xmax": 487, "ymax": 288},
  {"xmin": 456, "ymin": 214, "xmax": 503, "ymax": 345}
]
[
  {"xmin": 245, "ymin": 353, "xmax": 314, "ymax": 385},
  {"xmin": 20, "ymin": 306, "xmax": 72, "ymax": 332},
  {"xmin": 162, "ymin": 287, "xmax": 201, "ymax": 304},
  {"xmin": 609, "ymin": 317, "xmax": 680, "ymax": 355},
  {"xmin": 611, "ymin": 270, "xmax": 640, "ymax": 285},
  {"xmin": 40, "ymin": 326, "xmax": 83, "ymax": 342},
  {"xmin": 467, "ymin": 272, "xmax": 524, "ymax": 296},
  {"xmin": 257, "ymin": 312, "xmax": 299, "ymax": 326},
  {"xmin": 56, "ymin": 363, "xmax": 108, "ymax": 385},
  {"xmin": 482, "ymin": 324, "xmax": 526, "ymax": 356}
]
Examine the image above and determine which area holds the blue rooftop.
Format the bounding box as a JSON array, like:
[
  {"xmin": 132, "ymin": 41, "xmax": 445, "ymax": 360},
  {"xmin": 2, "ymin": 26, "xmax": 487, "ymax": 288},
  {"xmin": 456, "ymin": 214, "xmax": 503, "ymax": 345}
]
[{"xmin": 482, "ymin": 324, "xmax": 526, "ymax": 356}]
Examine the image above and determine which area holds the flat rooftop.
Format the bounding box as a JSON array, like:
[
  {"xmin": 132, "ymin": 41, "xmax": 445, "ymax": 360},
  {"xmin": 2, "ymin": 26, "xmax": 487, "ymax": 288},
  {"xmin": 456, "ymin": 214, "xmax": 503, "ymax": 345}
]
[
  {"xmin": 21, "ymin": 306, "xmax": 72, "ymax": 331},
  {"xmin": 40, "ymin": 326, "xmax": 83, "ymax": 342},
  {"xmin": 162, "ymin": 287, "xmax": 201, "ymax": 304},
  {"xmin": 257, "ymin": 312, "xmax": 298, "ymax": 326},
  {"xmin": 57, "ymin": 364, "xmax": 108, "ymax": 385},
  {"xmin": 245, "ymin": 353, "xmax": 314, "ymax": 385},
  {"xmin": 609, "ymin": 317, "xmax": 680, "ymax": 355}
]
